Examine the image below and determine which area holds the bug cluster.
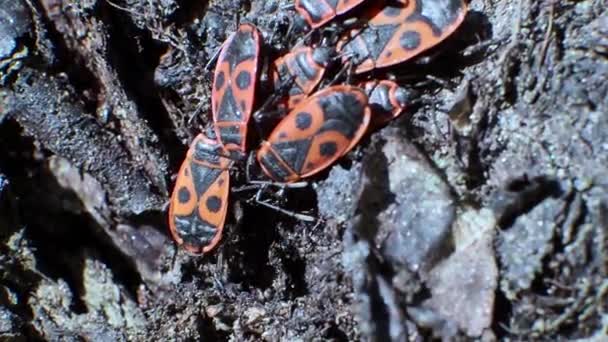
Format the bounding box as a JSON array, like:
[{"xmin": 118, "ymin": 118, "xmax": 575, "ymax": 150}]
[{"xmin": 169, "ymin": 0, "xmax": 468, "ymax": 254}]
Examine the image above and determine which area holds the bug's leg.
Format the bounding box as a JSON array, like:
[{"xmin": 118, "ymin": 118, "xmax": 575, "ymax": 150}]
[
  {"xmin": 204, "ymin": 40, "xmax": 226, "ymax": 70},
  {"xmin": 251, "ymin": 98, "xmax": 281, "ymax": 141},
  {"xmin": 211, "ymin": 249, "xmax": 228, "ymax": 293},
  {"xmin": 230, "ymin": 154, "xmax": 263, "ymax": 193},
  {"xmin": 245, "ymin": 151, "xmax": 257, "ymax": 184},
  {"xmin": 344, "ymin": 60, "xmax": 357, "ymax": 85},
  {"xmin": 325, "ymin": 59, "xmax": 354, "ymax": 86},
  {"xmin": 318, "ymin": 16, "xmax": 366, "ymax": 45},
  {"xmin": 253, "ymin": 107, "xmax": 288, "ymax": 125},
  {"xmin": 251, "ymin": 75, "xmax": 296, "ymax": 138},
  {"xmin": 246, "ymin": 179, "xmax": 309, "ymax": 190},
  {"xmin": 425, "ymin": 74, "xmax": 456, "ymax": 88},
  {"xmin": 460, "ymin": 37, "xmax": 505, "ymax": 58},
  {"xmin": 284, "ymin": 8, "xmax": 311, "ymax": 46},
  {"xmin": 293, "ymin": 27, "xmax": 317, "ymax": 48},
  {"xmin": 252, "ymin": 74, "xmax": 294, "ymax": 120},
  {"xmin": 253, "ymin": 188, "xmax": 316, "ymax": 222},
  {"xmin": 253, "ymin": 180, "xmax": 310, "ymax": 212},
  {"xmin": 232, "ymin": 185, "xmax": 259, "ymax": 193},
  {"xmin": 234, "ymin": 175, "xmax": 314, "ymax": 221},
  {"xmin": 235, "ymin": 179, "xmax": 309, "ymax": 196}
]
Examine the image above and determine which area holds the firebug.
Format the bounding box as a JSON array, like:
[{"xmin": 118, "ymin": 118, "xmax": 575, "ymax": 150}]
[
  {"xmin": 212, "ymin": 23, "xmax": 261, "ymax": 155},
  {"xmin": 169, "ymin": 134, "xmax": 232, "ymax": 254},
  {"xmin": 337, "ymin": 0, "xmax": 468, "ymax": 74},
  {"xmin": 270, "ymin": 45, "xmax": 333, "ymax": 111},
  {"xmin": 257, "ymin": 85, "xmax": 371, "ymax": 183},
  {"xmin": 169, "ymin": 24, "xmax": 262, "ymax": 254}
]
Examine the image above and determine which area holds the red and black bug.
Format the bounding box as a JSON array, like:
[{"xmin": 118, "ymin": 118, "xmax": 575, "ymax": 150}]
[
  {"xmin": 294, "ymin": 0, "xmax": 367, "ymax": 29},
  {"xmin": 169, "ymin": 24, "xmax": 262, "ymax": 254},
  {"xmin": 212, "ymin": 23, "xmax": 261, "ymax": 155},
  {"xmin": 270, "ymin": 45, "xmax": 334, "ymax": 111},
  {"xmin": 169, "ymin": 0, "xmax": 469, "ymax": 252},
  {"xmin": 168, "ymin": 134, "xmax": 232, "ymax": 255},
  {"xmin": 257, "ymin": 85, "xmax": 371, "ymax": 183},
  {"xmin": 337, "ymin": 0, "xmax": 468, "ymax": 74}
]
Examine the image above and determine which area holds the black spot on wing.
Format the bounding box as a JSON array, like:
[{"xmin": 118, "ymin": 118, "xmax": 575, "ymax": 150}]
[
  {"xmin": 295, "ymin": 112, "xmax": 313, "ymax": 130},
  {"xmin": 206, "ymin": 195, "xmax": 223, "ymax": 213},
  {"xmin": 319, "ymin": 141, "xmax": 338, "ymax": 157},
  {"xmin": 236, "ymin": 70, "xmax": 251, "ymax": 90},
  {"xmin": 400, "ymin": 30, "xmax": 421, "ymax": 50},
  {"xmin": 178, "ymin": 187, "xmax": 191, "ymax": 203}
]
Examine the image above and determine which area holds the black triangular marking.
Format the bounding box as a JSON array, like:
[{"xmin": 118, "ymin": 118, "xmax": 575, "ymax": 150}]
[
  {"xmin": 190, "ymin": 163, "xmax": 223, "ymax": 199},
  {"xmin": 272, "ymin": 139, "xmax": 312, "ymax": 173},
  {"xmin": 358, "ymin": 24, "xmax": 400, "ymax": 61},
  {"xmin": 216, "ymin": 86, "xmax": 242, "ymax": 122}
]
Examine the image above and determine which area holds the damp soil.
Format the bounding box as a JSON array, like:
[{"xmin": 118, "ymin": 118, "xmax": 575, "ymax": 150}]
[{"xmin": 1, "ymin": 0, "xmax": 607, "ymax": 340}]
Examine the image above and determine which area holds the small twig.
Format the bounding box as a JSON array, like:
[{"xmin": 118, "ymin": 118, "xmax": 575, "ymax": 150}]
[
  {"xmin": 498, "ymin": 0, "xmax": 525, "ymax": 97},
  {"xmin": 538, "ymin": 3, "xmax": 555, "ymax": 68},
  {"xmin": 105, "ymin": 0, "xmax": 140, "ymax": 16}
]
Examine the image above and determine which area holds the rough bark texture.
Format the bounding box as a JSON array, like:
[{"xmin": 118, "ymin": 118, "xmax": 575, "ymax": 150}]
[{"xmin": 1, "ymin": 0, "xmax": 607, "ymax": 340}]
